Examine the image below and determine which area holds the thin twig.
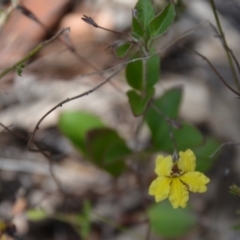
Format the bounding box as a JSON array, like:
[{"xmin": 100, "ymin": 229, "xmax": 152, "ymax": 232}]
[
  {"xmin": 27, "ymin": 66, "xmax": 124, "ymax": 151},
  {"xmin": 82, "ymin": 15, "xmax": 130, "ymax": 37},
  {"xmin": 182, "ymin": 45, "xmax": 240, "ymax": 97},
  {"xmin": 76, "ymin": 22, "xmax": 211, "ymax": 82},
  {"xmin": 209, "ymin": 0, "xmax": 240, "ymax": 91},
  {"xmin": 71, "ymin": 15, "xmax": 208, "ymax": 90},
  {"xmin": 209, "ymin": 22, "xmax": 240, "ymax": 79},
  {"xmin": 15, "ymin": 4, "xmax": 123, "ymax": 93},
  {"xmin": 210, "ymin": 141, "xmax": 240, "ymax": 158},
  {"xmin": 0, "ymin": 122, "xmax": 63, "ymax": 191},
  {"xmin": 16, "ymin": 4, "xmax": 94, "ymax": 69},
  {"xmin": 145, "ymin": 224, "xmax": 151, "ymax": 240}
]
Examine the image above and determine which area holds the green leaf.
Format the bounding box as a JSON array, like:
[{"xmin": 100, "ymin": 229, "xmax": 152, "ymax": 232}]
[
  {"xmin": 148, "ymin": 202, "xmax": 197, "ymax": 238},
  {"xmin": 126, "ymin": 53, "xmax": 160, "ymax": 91},
  {"xmin": 58, "ymin": 111, "xmax": 104, "ymax": 154},
  {"xmin": 149, "ymin": 3, "xmax": 175, "ymax": 39},
  {"xmin": 132, "ymin": 0, "xmax": 155, "ymax": 37},
  {"xmin": 127, "ymin": 87, "xmax": 155, "ymax": 116},
  {"xmin": 146, "ymin": 88, "xmax": 203, "ymax": 152},
  {"xmin": 193, "ymin": 137, "xmax": 220, "ymax": 173},
  {"xmin": 157, "ymin": 123, "xmax": 203, "ymax": 152},
  {"xmin": 16, "ymin": 63, "xmax": 25, "ymax": 76},
  {"xmin": 132, "ymin": 15, "xmax": 145, "ymax": 39},
  {"xmin": 146, "ymin": 53, "xmax": 160, "ymax": 89},
  {"xmin": 27, "ymin": 209, "xmax": 47, "ymax": 221},
  {"xmin": 86, "ymin": 128, "xmax": 131, "ymax": 176},
  {"xmin": 130, "ymin": 32, "xmax": 142, "ymax": 41},
  {"xmin": 231, "ymin": 224, "xmax": 240, "ymax": 231},
  {"xmin": 126, "ymin": 59, "xmax": 143, "ymax": 91},
  {"xmin": 115, "ymin": 42, "xmax": 132, "ymax": 58},
  {"xmin": 174, "ymin": 124, "xmax": 203, "ymax": 150},
  {"xmin": 146, "ymin": 87, "xmax": 182, "ymax": 146}
]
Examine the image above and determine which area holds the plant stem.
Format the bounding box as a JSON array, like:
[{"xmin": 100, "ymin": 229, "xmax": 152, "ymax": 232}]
[
  {"xmin": 0, "ymin": 27, "xmax": 70, "ymax": 80},
  {"xmin": 141, "ymin": 46, "xmax": 149, "ymax": 97},
  {"xmin": 209, "ymin": 0, "xmax": 240, "ymax": 91},
  {"xmin": 0, "ymin": 44, "xmax": 43, "ymax": 79}
]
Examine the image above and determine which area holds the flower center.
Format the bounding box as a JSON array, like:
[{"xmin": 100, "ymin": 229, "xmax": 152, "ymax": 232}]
[
  {"xmin": 171, "ymin": 172, "xmax": 180, "ymax": 177},
  {"xmin": 171, "ymin": 164, "xmax": 182, "ymax": 177}
]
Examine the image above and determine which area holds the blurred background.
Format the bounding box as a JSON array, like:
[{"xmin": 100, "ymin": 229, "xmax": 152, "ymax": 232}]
[{"xmin": 1, "ymin": 0, "xmax": 240, "ymax": 239}]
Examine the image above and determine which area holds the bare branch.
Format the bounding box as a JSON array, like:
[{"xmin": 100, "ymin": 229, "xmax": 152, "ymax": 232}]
[
  {"xmin": 27, "ymin": 66, "xmax": 124, "ymax": 151},
  {"xmin": 209, "ymin": 22, "xmax": 240, "ymax": 80},
  {"xmin": 81, "ymin": 15, "xmax": 130, "ymax": 37},
  {"xmin": 0, "ymin": 122, "xmax": 63, "ymax": 191},
  {"xmin": 210, "ymin": 141, "xmax": 240, "ymax": 158},
  {"xmin": 15, "ymin": 5, "xmax": 125, "ymax": 93},
  {"xmin": 182, "ymin": 45, "xmax": 240, "ymax": 97},
  {"xmin": 209, "ymin": 0, "xmax": 240, "ymax": 91}
]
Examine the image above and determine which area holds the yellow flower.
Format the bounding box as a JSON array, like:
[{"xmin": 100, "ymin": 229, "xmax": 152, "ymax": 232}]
[{"xmin": 149, "ymin": 149, "xmax": 210, "ymax": 209}]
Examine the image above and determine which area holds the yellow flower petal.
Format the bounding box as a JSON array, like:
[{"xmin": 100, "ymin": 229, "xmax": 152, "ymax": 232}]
[
  {"xmin": 169, "ymin": 178, "xmax": 189, "ymax": 208},
  {"xmin": 149, "ymin": 177, "xmax": 172, "ymax": 202},
  {"xmin": 180, "ymin": 171, "xmax": 210, "ymax": 193},
  {"xmin": 149, "ymin": 178, "xmax": 160, "ymax": 195},
  {"xmin": 155, "ymin": 155, "xmax": 173, "ymax": 177},
  {"xmin": 178, "ymin": 149, "xmax": 196, "ymax": 173}
]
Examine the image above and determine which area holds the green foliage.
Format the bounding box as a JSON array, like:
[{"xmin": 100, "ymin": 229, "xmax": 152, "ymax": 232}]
[
  {"xmin": 231, "ymin": 225, "xmax": 240, "ymax": 231},
  {"xmin": 148, "ymin": 201, "xmax": 197, "ymax": 238},
  {"xmin": 125, "ymin": 50, "xmax": 160, "ymax": 117},
  {"xmin": 132, "ymin": 0, "xmax": 155, "ymax": 38},
  {"xmin": 126, "ymin": 59, "xmax": 143, "ymax": 91},
  {"xmin": 127, "ymin": 87, "xmax": 155, "ymax": 116},
  {"xmin": 58, "ymin": 111, "xmax": 104, "ymax": 154},
  {"xmin": 76, "ymin": 200, "xmax": 92, "ymax": 239},
  {"xmin": 58, "ymin": 111, "xmax": 130, "ymax": 176},
  {"xmin": 115, "ymin": 42, "xmax": 132, "ymax": 58},
  {"xmin": 158, "ymin": 123, "xmax": 203, "ymax": 152},
  {"xmin": 194, "ymin": 137, "xmax": 220, "ymax": 173},
  {"xmin": 146, "ymin": 88, "xmax": 181, "ymax": 149},
  {"xmin": 16, "ymin": 63, "xmax": 25, "ymax": 76},
  {"xmin": 86, "ymin": 128, "xmax": 131, "ymax": 176},
  {"xmin": 145, "ymin": 52, "xmax": 160, "ymax": 89},
  {"xmin": 57, "ymin": 5, "xmax": 219, "ymax": 237},
  {"xmin": 27, "ymin": 209, "xmax": 47, "ymax": 221},
  {"xmin": 149, "ymin": 3, "xmax": 175, "ymax": 39},
  {"xmin": 131, "ymin": 1, "xmax": 175, "ymax": 46},
  {"xmin": 126, "ymin": 53, "xmax": 160, "ymax": 92},
  {"xmin": 27, "ymin": 201, "xmax": 92, "ymax": 239},
  {"xmin": 132, "ymin": 16, "xmax": 145, "ymax": 39},
  {"xmin": 146, "ymin": 88, "xmax": 205, "ymax": 152},
  {"xmin": 148, "ymin": 87, "xmax": 182, "ymax": 119},
  {"xmin": 0, "ymin": 0, "xmax": 222, "ymax": 238}
]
